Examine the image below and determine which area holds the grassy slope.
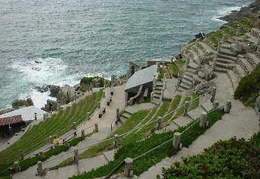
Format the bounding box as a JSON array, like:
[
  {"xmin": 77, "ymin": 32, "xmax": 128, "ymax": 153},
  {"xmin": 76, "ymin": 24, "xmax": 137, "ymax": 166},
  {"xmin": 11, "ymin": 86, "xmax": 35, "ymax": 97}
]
[{"xmin": 0, "ymin": 90, "xmax": 103, "ymax": 174}]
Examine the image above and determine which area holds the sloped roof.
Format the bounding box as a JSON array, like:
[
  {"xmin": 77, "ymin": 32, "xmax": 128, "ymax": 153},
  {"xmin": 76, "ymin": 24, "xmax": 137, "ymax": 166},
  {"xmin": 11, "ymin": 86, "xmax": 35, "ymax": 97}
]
[
  {"xmin": 0, "ymin": 115, "xmax": 23, "ymax": 127},
  {"xmin": 0, "ymin": 106, "xmax": 47, "ymax": 122},
  {"xmin": 125, "ymin": 65, "xmax": 157, "ymax": 91}
]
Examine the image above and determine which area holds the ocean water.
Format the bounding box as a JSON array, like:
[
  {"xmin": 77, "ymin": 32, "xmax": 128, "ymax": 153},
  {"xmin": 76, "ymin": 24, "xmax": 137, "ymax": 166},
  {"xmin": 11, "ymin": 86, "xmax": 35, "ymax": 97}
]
[{"xmin": 0, "ymin": 0, "xmax": 253, "ymax": 109}]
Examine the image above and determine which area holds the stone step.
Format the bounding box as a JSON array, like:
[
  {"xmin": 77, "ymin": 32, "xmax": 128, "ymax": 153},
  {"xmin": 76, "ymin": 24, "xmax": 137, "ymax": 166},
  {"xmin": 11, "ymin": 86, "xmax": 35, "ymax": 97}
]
[
  {"xmin": 154, "ymin": 91, "xmax": 161, "ymax": 95},
  {"xmin": 173, "ymin": 116, "xmax": 193, "ymax": 127},
  {"xmin": 189, "ymin": 62, "xmax": 199, "ymax": 70},
  {"xmin": 214, "ymin": 67, "xmax": 227, "ymax": 73},
  {"xmin": 233, "ymin": 64, "xmax": 247, "ymax": 79},
  {"xmin": 155, "ymin": 86, "xmax": 163, "ymax": 90},
  {"xmin": 216, "ymin": 62, "xmax": 235, "ymax": 70},
  {"xmin": 181, "ymin": 79, "xmax": 193, "ymax": 86},
  {"xmin": 246, "ymin": 33, "xmax": 258, "ymax": 45},
  {"xmin": 237, "ymin": 57, "xmax": 253, "ymax": 74},
  {"xmin": 153, "ymin": 94, "xmax": 161, "ymax": 99},
  {"xmin": 179, "ymin": 83, "xmax": 191, "ymax": 90},
  {"xmin": 182, "ymin": 75, "xmax": 193, "ymax": 83},
  {"xmin": 227, "ymin": 70, "xmax": 239, "ymax": 91},
  {"xmin": 198, "ymin": 42, "xmax": 215, "ymax": 53},
  {"xmin": 250, "ymin": 28, "xmax": 260, "ymax": 39},
  {"xmin": 216, "ymin": 57, "xmax": 235, "ymax": 64},
  {"xmin": 247, "ymin": 53, "xmax": 260, "ymax": 67},
  {"xmin": 219, "ymin": 48, "xmax": 237, "ymax": 57},
  {"xmin": 152, "ymin": 98, "xmax": 160, "ymax": 105},
  {"xmin": 121, "ymin": 112, "xmax": 131, "ymax": 119},
  {"xmin": 217, "ymin": 53, "xmax": 237, "ymax": 61},
  {"xmin": 221, "ymin": 44, "xmax": 231, "ymax": 49},
  {"xmin": 165, "ymin": 122, "xmax": 179, "ymax": 132}
]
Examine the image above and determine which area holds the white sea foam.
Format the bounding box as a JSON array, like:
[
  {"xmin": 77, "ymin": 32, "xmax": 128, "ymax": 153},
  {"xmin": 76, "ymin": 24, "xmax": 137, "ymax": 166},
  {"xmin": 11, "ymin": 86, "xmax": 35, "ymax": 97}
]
[
  {"xmin": 19, "ymin": 89, "xmax": 56, "ymax": 109},
  {"xmin": 211, "ymin": 4, "xmax": 248, "ymax": 22}
]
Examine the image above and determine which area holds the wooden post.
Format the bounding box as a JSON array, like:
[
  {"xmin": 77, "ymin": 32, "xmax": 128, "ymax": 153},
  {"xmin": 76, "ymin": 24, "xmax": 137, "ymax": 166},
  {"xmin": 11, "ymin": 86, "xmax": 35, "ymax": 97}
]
[
  {"xmin": 95, "ymin": 124, "xmax": 99, "ymax": 132},
  {"xmin": 13, "ymin": 161, "xmax": 20, "ymax": 173},
  {"xmin": 124, "ymin": 158, "xmax": 134, "ymax": 178},
  {"xmin": 210, "ymin": 87, "xmax": 216, "ymax": 103},
  {"xmin": 81, "ymin": 130, "xmax": 85, "ymax": 138},
  {"xmin": 213, "ymin": 101, "xmax": 219, "ymax": 110},
  {"xmin": 74, "ymin": 148, "xmax": 79, "ymax": 165}
]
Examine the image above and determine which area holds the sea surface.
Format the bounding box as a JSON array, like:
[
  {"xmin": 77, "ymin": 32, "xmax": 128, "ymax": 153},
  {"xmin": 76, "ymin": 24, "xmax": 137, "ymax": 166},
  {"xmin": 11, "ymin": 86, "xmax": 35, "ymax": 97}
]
[{"xmin": 0, "ymin": 0, "xmax": 253, "ymax": 109}]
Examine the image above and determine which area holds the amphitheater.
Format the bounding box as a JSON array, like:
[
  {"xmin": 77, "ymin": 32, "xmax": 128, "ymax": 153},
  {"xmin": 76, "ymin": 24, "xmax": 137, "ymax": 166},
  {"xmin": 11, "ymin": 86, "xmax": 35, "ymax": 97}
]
[{"xmin": 0, "ymin": 12, "xmax": 259, "ymax": 179}]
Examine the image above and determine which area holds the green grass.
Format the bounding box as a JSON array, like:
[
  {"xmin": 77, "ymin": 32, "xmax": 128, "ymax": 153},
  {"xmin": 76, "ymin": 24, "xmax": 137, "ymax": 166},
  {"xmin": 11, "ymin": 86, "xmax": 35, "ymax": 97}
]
[
  {"xmin": 0, "ymin": 90, "xmax": 103, "ymax": 176},
  {"xmin": 173, "ymin": 96, "xmax": 191, "ymax": 119},
  {"xmin": 72, "ymin": 109, "xmax": 225, "ymax": 179},
  {"xmin": 167, "ymin": 63, "xmax": 179, "ymax": 78},
  {"xmin": 162, "ymin": 131, "xmax": 260, "ymax": 178},
  {"xmin": 189, "ymin": 94, "xmax": 199, "ymax": 111},
  {"xmin": 158, "ymin": 67, "xmax": 165, "ymax": 81}
]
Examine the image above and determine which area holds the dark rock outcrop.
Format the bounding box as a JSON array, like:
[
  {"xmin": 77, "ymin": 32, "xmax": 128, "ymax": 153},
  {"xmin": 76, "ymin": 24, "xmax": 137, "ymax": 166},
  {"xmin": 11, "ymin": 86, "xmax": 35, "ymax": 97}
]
[{"xmin": 219, "ymin": 0, "xmax": 260, "ymax": 22}]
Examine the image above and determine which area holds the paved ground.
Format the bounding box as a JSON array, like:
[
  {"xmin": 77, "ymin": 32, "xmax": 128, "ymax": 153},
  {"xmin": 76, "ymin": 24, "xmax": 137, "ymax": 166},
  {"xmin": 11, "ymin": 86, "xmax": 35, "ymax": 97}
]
[
  {"xmin": 139, "ymin": 73, "xmax": 259, "ymax": 178},
  {"xmin": 163, "ymin": 79, "xmax": 177, "ymax": 99}
]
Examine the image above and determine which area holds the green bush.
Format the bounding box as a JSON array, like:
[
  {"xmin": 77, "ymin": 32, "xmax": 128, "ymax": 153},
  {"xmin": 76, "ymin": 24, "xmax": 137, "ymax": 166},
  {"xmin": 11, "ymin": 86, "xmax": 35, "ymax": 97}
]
[
  {"xmin": 234, "ymin": 64, "xmax": 260, "ymax": 107},
  {"xmin": 162, "ymin": 132, "xmax": 260, "ymax": 178}
]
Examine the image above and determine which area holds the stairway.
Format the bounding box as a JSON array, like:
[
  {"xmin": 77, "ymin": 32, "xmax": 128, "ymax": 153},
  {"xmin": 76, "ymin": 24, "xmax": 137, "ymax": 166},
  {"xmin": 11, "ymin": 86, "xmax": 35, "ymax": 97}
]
[{"xmin": 152, "ymin": 81, "xmax": 164, "ymax": 105}]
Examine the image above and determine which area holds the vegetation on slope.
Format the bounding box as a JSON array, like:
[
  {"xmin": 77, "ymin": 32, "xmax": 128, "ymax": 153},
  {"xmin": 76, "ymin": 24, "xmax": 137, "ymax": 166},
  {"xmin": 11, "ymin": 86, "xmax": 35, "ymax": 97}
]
[
  {"xmin": 72, "ymin": 109, "xmax": 224, "ymax": 179},
  {"xmin": 162, "ymin": 132, "xmax": 260, "ymax": 178},
  {"xmin": 0, "ymin": 89, "xmax": 103, "ymax": 176},
  {"xmin": 234, "ymin": 64, "xmax": 260, "ymax": 107}
]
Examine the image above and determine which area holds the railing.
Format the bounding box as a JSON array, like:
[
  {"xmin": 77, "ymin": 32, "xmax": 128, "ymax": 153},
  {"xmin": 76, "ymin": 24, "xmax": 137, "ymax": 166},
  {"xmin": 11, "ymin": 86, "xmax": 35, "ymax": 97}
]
[{"xmin": 104, "ymin": 160, "xmax": 125, "ymax": 179}]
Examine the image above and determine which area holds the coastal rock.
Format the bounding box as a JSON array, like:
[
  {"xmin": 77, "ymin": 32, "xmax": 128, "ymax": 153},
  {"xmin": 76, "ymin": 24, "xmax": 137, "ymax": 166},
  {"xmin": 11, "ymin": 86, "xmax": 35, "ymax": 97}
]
[
  {"xmin": 47, "ymin": 85, "xmax": 61, "ymax": 97},
  {"xmin": 230, "ymin": 41, "xmax": 246, "ymax": 55},
  {"xmin": 57, "ymin": 85, "xmax": 76, "ymax": 105},
  {"xmin": 42, "ymin": 100, "xmax": 59, "ymax": 112},
  {"xmin": 11, "ymin": 98, "xmax": 34, "ymax": 109},
  {"xmin": 219, "ymin": 0, "xmax": 260, "ymax": 22}
]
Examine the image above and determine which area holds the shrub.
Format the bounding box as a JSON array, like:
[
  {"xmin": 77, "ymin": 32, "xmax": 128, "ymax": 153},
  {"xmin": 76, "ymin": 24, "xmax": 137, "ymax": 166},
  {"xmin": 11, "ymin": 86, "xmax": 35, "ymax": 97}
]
[{"xmin": 234, "ymin": 64, "xmax": 260, "ymax": 107}]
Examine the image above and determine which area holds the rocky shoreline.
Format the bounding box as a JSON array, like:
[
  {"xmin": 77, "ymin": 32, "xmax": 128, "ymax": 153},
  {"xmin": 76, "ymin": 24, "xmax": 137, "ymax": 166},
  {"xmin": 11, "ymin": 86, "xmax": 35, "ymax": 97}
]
[{"xmin": 219, "ymin": 0, "xmax": 260, "ymax": 22}]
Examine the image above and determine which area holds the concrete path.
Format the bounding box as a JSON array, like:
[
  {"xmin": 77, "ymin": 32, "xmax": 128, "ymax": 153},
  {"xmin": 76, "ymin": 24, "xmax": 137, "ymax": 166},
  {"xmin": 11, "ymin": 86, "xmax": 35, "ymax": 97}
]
[
  {"xmin": 163, "ymin": 79, "xmax": 177, "ymax": 100},
  {"xmin": 139, "ymin": 73, "xmax": 259, "ymax": 178}
]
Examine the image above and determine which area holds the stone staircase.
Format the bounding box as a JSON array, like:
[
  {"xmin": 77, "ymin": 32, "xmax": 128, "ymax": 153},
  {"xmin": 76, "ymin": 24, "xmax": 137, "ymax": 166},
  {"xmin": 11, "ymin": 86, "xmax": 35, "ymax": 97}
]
[
  {"xmin": 152, "ymin": 81, "xmax": 164, "ymax": 105},
  {"xmin": 214, "ymin": 37, "xmax": 260, "ymax": 91},
  {"xmin": 245, "ymin": 28, "xmax": 260, "ymax": 45},
  {"xmin": 119, "ymin": 110, "xmax": 132, "ymax": 123},
  {"xmin": 177, "ymin": 65, "xmax": 197, "ymax": 92}
]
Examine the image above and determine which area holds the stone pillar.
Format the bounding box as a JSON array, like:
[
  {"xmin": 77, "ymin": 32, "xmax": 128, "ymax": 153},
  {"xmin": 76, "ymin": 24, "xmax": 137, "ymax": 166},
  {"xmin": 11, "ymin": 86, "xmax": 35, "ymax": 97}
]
[
  {"xmin": 43, "ymin": 114, "xmax": 46, "ymax": 120},
  {"xmin": 49, "ymin": 135, "xmax": 53, "ymax": 144},
  {"xmin": 183, "ymin": 101, "xmax": 189, "ymax": 116},
  {"xmin": 34, "ymin": 113, "xmax": 37, "ymax": 121},
  {"xmin": 236, "ymin": 27, "xmax": 241, "ymax": 36},
  {"xmin": 114, "ymin": 134, "xmax": 119, "ymax": 149},
  {"xmin": 173, "ymin": 132, "xmax": 181, "ymax": 150},
  {"xmin": 257, "ymin": 36, "xmax": 260, "ymax": 46},
  {"xmin": 72, "ymin": 122, "xmax": 77, "ymax": 130},
  {"xmin": 213, "ymin": 101, "xmax": 219, "ymax": 110},
  {"xmin": 95, "ymin": 124, "xmax": 99, "ymax": 132},
  {"xmin": 81, "ymin": 130, "xmax": 85, "ymax": 138},
  {"xmin": 210, "ymin": 87, "xmax": 216, "ymax": 103},
  {"xmin": 13, "ymin": 161, "xmax": 20, "ymax": 173},
  {"xmin": 37, "ymin": 161, "xmax": 45, "ymax": 176},
  {"xmin": 20, "ymin": 150, "xmax": 24, "ymax": 160},
  {"xmin": 124, "ymin": 158, "xmax": 134, "ymax": 178},
  {"xmin": 212, "ymin": 56, "xmax": 217, "ymax": 73},
  {"xmin": 125, "ymin": 92, "xmax": 128, "ymax": 107},
  {"xmin": 224, "ymin": 101, "xmax": 232, "ymax": 113},
  {"xmin": 39, "ymin": 151, "xmax": 45, "ymax": 160},
  {"xmin": 200, "ymin": 112, "xmax": 208, "ymax": 128},
  {"xmin": 74, "ymin": 148, "xmax": 79, "ymax": 165},
  {"xmin": 156, "ymin": 117, "xmax": 162, "ymax": 130}
]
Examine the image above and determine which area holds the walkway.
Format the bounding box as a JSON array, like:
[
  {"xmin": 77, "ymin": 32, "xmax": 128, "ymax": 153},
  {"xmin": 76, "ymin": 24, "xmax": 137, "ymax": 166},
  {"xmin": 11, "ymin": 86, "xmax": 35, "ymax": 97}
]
[{"xmin": 139, "ymin": 73, "xmax": 259, "ymax": 178}]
